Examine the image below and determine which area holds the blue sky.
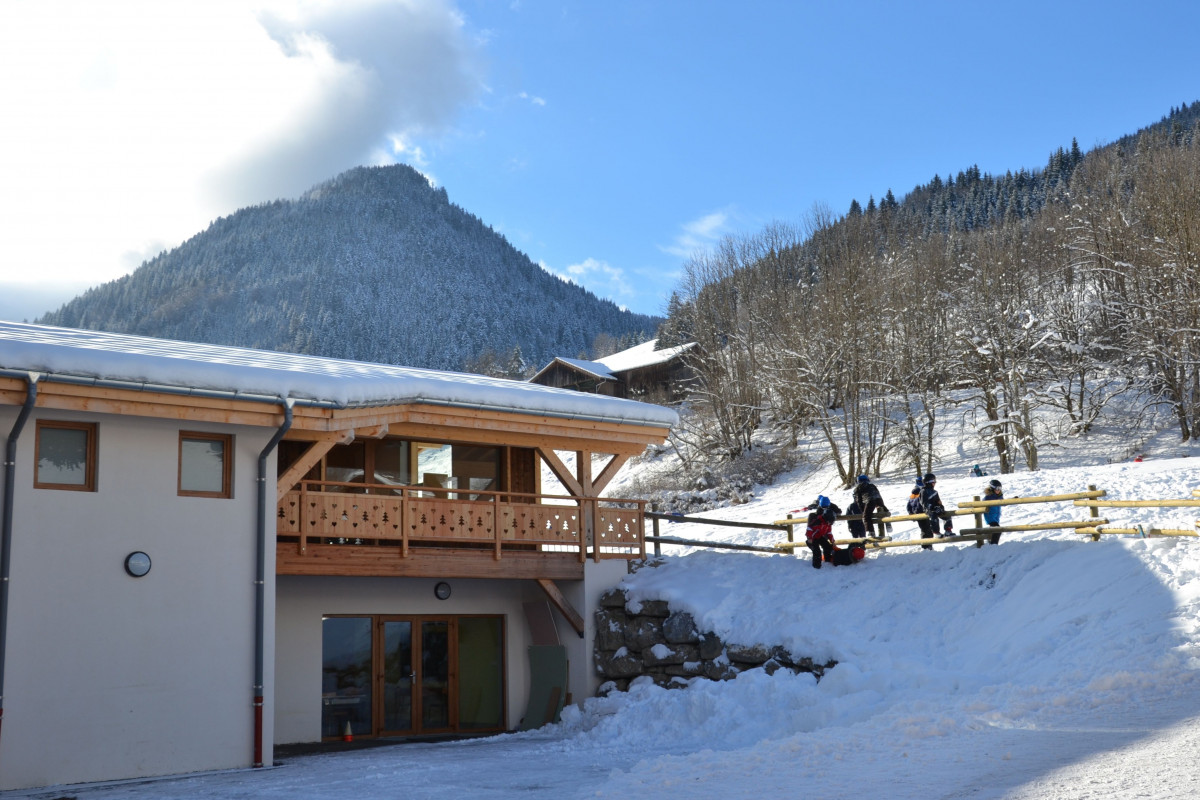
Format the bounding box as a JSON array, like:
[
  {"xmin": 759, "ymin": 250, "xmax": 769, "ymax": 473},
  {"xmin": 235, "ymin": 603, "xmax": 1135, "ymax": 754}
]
[{"xmin": 2, "ymin": 0, "xmax": 1198, "ymax": 322}]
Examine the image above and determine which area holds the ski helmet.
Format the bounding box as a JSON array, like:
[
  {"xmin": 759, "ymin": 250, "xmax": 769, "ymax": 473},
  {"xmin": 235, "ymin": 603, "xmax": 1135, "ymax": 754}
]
[
  {"xmin": 818, "ymin": 495, "xmax": 831, "ymax": 508},
  {"xmin": 923, "ymin": 472, "xmax": 937, "ymax": 484},
  {"xmin": 988, "ymin": 479, "xmax": 1002, "ymax": 490},
  {"xmin": 857, "ymin": 474, "xmax": 869, "ymax": 483}
]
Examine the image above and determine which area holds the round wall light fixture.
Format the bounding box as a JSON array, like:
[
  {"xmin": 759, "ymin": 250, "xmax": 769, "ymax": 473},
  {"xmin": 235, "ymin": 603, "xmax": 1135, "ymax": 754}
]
[
  {"xmin": 434, "ymin": 581, "xmax": 451, "ymax": 600},
  {"xmin": 124, "ymin": 551, "xmax": 152, "ymax": 578}
]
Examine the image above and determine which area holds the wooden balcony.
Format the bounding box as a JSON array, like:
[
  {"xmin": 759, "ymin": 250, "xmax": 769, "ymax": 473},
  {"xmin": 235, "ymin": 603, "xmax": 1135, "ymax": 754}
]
[{"xmin": 276, "ymin": 481, "xmax": 646, "ymax": 579}]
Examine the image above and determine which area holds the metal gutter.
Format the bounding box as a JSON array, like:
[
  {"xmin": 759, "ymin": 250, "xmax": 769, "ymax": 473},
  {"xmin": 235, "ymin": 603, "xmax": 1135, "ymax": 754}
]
[
  {"xmin": 254, "ymin": 399, "xmax": 292, "ymax": 768},
  {"xmin": 0, "ymin": 372, "xmax": 38, "ymax": 744}
]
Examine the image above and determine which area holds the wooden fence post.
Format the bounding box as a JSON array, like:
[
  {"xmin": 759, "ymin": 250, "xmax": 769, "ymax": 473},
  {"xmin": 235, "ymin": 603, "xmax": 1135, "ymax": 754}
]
[
  {"xmin": 1088, "ymin": 484, "xmax": 1101, "ymax": 541},
  {"xmin": 653, "ymin": 515, "xmax": 661, "ymax": 557},
  {"xmin": 786, "ymin": 513, "xmax": 796, "ymax": 558}
]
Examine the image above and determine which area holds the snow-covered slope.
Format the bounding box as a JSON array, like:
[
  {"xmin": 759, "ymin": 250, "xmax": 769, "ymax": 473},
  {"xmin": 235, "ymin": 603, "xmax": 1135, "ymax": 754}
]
[{"xmin": 8, "ymin": 455, "xmax": 1199, "ymax": 799}]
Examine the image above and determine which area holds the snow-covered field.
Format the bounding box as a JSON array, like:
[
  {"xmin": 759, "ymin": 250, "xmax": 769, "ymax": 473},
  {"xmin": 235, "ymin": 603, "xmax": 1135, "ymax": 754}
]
[{"xmin": 6, "ymin": 424, "xmax": 1200, "ymax": 799}]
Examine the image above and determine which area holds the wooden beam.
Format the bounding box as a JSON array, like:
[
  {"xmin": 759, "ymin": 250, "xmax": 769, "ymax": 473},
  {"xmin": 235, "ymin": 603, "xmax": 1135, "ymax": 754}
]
[
  {"xmin": 780, "ymin": 508, "xmax": 977, "ymax": 526},
  {"xmin": 275, "ymin": 430, "xmax": 354, "ymax": 500},
  {"xmin": 1074, "ymin": 527, "xmax": 1199, "ymax": 538},
  {"xmin": 590, "ymin": 453, "xmax": 631, "ymax": 496},
  {"xmin": 957, "ymin": 490, "xmax": 1106, "ymax": 507},
  {"xmin": 276, "ymin": 543, "xmax": 586, "ymax": 580},
  {"xmin": 536, "ymin": 578, "xmax": 585, "ymax": 638},
  {"xmin": 1072, "ymin": 498, "xmax": 1200, "ymax": 508},
  {"xmin": 538, "ymin": 448, "xmax": 585, "ymax": 497},
  {"xmin": 957, "ymin": 520, "xmax": 1108, "ymax": 534},
  {"xmin": 865, "ymin": 533, "xmax": 988, "ymax": 549},
  {"xmin": 777, "ymin": 537, "xmax": 890, "ymax": 550},
  {"xmin": 357, "ymin": 424, "xmax": 389, "ymax": 438},
  {"xmin": 577, "ymin": 450, "xmax": 593, "ymax": 495}
]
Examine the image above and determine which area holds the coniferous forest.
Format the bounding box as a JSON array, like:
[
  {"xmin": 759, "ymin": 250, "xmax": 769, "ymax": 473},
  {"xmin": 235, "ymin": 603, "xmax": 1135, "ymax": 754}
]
[
  {"xmin": 657, "ymin": 102, "xmax": 1200, "ymax": 483},
  {"xmin": 38, "ymin": 165, "xmax": 658, "ymax": 373}
]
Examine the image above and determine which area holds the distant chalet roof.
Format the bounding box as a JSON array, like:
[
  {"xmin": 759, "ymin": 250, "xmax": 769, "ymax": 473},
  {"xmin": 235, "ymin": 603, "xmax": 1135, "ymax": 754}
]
[
  {"xmin": 529, "ymin": 357, "xmax": 617, "ymax": 384},
  {"xmin": 529, "ymin": 339, "xmax": 695, "ymax": 386},
  {"xmin": 0, "ymin": 321, "xmax": 678, "ymax": 428},
  {"xmin": 594, "ymin": 339, "xmax": 695, "ymax": 374}
]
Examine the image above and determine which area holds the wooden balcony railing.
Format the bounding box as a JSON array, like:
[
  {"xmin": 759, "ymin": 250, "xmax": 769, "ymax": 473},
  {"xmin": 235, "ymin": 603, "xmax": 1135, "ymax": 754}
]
[{"xmin": 276, "ymin": 481, "xmax": 646, "ymax": 566}]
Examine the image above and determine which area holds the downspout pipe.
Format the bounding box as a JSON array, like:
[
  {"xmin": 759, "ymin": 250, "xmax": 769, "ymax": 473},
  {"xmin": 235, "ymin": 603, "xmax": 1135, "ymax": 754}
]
[
  {"xmin": 0, "ymin": 373, "xmax": 39, "ymax": 743},
  {"xmin": 254, "ymin": 398, "xmax": 292, "ymax": 769}
]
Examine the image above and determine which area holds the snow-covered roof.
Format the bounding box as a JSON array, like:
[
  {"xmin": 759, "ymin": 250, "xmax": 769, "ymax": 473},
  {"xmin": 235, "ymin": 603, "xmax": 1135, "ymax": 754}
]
[
  {"xmin": 594, "ymin": 339, "xmax": 695, "ymax": 373},
  {"xmin": 530, "ymin": 356, "xmax": 617, "ymax": 383},
  {"xmin": 0, "ymin": 321, "xmax": 678, "ymax": 428}
]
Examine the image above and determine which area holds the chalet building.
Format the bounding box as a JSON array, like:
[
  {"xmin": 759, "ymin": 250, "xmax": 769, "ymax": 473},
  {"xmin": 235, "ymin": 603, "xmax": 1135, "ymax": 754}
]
[
  {"xmin": 0, "ymin": 321, "xmax": 675, "ymax": 791},
  {"xmin": 529, "ymin": 339, "xmax": 695, "ymax": 401}
]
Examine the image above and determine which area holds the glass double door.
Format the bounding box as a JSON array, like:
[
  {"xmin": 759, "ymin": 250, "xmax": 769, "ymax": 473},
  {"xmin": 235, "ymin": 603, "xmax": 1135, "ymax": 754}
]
[{"xmin": 322, "ymin": 615, "xmax": 504, "ymax": 739}]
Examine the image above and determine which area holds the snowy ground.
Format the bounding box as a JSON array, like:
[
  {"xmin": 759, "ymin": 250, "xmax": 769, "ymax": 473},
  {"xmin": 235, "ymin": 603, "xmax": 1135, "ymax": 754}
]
[{"xmin": 6, "ymin": 428, "xmax": 1200, "ymax": 799}]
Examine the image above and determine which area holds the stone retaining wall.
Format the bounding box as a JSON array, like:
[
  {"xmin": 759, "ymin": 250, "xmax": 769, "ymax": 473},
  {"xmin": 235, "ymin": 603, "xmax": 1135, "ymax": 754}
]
[{"xmin": 593, "ymin": 587, "xmax": 836, "ymax": 692}]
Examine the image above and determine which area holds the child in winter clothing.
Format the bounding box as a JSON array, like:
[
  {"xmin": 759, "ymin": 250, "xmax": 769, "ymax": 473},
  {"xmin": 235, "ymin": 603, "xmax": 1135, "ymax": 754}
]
[
  {"xmin": 907, "ymin": 479, "xmax": 935, "ymax": 549},
  {"xmin": 983, "ymin": 479, "xmax": 1003, "ymax": 544},
  {"xmin": 919, "ymin": 473, "xmax": 955, "ymax": 537},
  {"xmin": 845, "ymin": 500, "xmax": 867, "ymax": 540},
  {"xmin": 804, "ymin": 495, "xmax": 841, "ymax": 569},
  {"xmin": 853, "ymin": 475, "xmax": 891, "ymax": 534}
]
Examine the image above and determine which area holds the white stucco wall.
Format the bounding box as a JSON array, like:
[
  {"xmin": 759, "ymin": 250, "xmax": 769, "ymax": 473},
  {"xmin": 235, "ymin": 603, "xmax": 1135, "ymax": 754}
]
[
  {"xmin": 566, "ymin": 559, "xmax": 630, "ymax": 701},
  {"xmin": 0, "ymin": 407, "xmax": 276, "ymax": 791}
]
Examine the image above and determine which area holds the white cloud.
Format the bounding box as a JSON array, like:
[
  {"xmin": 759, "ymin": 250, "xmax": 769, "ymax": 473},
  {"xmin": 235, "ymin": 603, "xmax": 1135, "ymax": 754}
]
[
  {"xmin": 518, "ymin": 91, "xmax": 546, "ymax": 106},
  {"xmin": 659, "ymin": 209, "xmax": 734, "ymax": 258},
  {"xmin": 0, "ymin": 0, "xmax": 483, "ymax": 289},
  {"xmin": 544, "ymin": 257, "xmax": 633, "ymax": 302}
]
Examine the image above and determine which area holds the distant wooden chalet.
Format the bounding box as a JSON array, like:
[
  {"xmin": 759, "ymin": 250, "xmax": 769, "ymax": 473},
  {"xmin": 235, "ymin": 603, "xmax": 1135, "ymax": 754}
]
[{"xmin": 529, "ymin": 339, "xmax": 695, "ymax": 401}]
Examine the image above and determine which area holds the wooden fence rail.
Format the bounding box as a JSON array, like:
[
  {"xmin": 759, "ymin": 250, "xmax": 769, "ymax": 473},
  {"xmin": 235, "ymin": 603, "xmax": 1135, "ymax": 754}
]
[
  {"xmin": 1075, "ymin": 527, "xmax": 1199, "ymax": 538},
  {"xmin": 959, "ymin": 489, "xmax": 1107, "ymax": 507},
  {"xmin": 1073, "ymin": 498, "xmax": 1200, "ymax": 508},
  {"xmin": 645, "ymin": 485, "xmax": 1200, "ymax": 559}
]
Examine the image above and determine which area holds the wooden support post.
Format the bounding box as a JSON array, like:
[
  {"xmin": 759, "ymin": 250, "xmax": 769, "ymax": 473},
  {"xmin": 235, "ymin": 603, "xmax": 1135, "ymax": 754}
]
[
  {"xmin": 786, "ymin": 513, "xmax": 796, "ymax": 558},
  {"xmin": 1088, "ymin": 484, "xmax": 1101, "ymax": 540},
  {"xmin": 298, "ymin": 481, "xmax": 309, "ymax": 555},
  {"xmin": 400, "ymin": 489, "xmax": 410, "ymax": 559},
  {"xmin": 973, "ymin": 495, "xmax": 983, "ymax": 530},
  {"xmin": 653, "ymin": 515, "xmax": 661, "ymax": 557},
  {"xmin": 494, "ymin": 494, "xmax": 503, "ymax": 561}
]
